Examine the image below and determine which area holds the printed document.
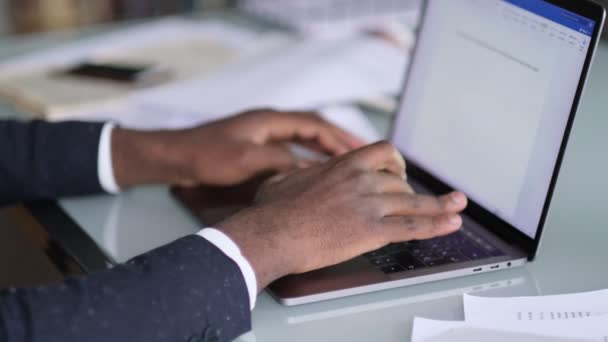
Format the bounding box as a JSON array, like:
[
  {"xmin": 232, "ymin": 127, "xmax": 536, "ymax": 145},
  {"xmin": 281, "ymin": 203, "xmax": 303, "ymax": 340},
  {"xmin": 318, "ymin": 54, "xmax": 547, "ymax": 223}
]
[{"xmin": 412, "ymin": 289, "xmax": 608, "ymax": 342}]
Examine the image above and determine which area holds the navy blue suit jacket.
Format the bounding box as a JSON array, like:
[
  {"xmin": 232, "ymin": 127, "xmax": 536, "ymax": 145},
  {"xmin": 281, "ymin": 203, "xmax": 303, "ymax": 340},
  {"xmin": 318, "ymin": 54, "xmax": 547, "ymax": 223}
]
[{"xmin": 0, "ymin": 120, "xmax": 251, "ymax": 342}]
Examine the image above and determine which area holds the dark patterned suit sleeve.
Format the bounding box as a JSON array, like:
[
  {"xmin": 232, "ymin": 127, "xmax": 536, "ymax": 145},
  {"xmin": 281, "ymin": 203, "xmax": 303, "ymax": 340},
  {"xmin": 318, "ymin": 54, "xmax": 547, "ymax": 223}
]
[
  {"xmin": 0, "ymin": 235, "xmax": 252, "ymax": 342},
  {"xmin": 0, "ymin": 120, "xmax": 104, "ymax": 204}
]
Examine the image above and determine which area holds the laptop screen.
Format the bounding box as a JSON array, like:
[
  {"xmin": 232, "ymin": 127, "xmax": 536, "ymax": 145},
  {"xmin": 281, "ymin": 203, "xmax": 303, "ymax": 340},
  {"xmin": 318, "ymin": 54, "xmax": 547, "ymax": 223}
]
[{"xmin": 393, "ymin": 0, "xmax": 597, "ymax": 238}]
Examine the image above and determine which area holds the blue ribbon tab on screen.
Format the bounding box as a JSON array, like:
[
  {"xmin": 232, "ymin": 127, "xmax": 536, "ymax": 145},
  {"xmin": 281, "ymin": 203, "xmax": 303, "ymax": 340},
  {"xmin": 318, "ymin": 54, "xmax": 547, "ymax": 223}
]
[{"xmin": 504, "ymin": 0, "xmax": 596, "ymax": 36}]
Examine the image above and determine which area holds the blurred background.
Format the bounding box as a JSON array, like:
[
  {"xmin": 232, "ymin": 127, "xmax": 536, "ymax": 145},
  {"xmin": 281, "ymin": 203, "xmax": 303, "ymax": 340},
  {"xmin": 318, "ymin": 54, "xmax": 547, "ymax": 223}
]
[
  {"xmin": 0, "ymin": 0, "xmax": 422, "ymax": 127},
  {"xmin": 0, "ymin": 0, "xmax": 605, "ymax": 37},
  {"xmin": 0, "ymin": 0, "xmax": 230, "ymax": 35},
  {"xmin": 0, "ymin": 0, "xmax": 423, "ymax": 36}
]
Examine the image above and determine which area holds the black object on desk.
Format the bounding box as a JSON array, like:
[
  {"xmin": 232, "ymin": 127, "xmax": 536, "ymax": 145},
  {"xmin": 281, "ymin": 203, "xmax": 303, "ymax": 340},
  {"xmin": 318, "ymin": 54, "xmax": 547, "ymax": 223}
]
[{"xmin": 0, "ymin": 203, "xmax": 110, "ymax": 289}]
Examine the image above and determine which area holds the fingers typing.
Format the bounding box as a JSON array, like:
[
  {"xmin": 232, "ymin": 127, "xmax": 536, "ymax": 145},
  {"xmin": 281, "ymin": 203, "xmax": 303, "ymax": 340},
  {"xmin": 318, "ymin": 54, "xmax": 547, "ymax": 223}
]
[
  {"xmin": 375, "ymin": 192, "xmax": 467, "ymax": 217},
  {"xmin": 380, "ymin": 214, "xmax": 463, "ymax": 242},
  {"xmin": 340, "ymin": 142, "xmax": 407, "ymax": 180}
]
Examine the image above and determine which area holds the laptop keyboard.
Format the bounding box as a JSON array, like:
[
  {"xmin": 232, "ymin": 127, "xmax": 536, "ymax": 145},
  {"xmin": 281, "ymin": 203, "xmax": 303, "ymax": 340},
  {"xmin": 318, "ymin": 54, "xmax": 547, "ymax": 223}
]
[{"xmin": 363, "ymin": 227, "xmax": 505, "ymax": 275}]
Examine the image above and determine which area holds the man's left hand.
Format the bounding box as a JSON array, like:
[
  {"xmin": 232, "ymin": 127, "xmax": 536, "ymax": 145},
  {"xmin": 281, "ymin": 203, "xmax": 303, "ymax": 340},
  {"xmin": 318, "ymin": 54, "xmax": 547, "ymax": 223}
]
[{"xmin": 111, "ymin": 109, "xmax": 365, "ymax": 188}]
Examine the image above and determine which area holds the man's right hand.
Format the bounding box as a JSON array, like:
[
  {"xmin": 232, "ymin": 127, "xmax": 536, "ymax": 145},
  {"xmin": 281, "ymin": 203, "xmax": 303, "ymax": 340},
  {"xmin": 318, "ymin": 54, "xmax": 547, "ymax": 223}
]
[{"xmin": 216, "ymin": 142, "xmax": 468, "ymax": 291}]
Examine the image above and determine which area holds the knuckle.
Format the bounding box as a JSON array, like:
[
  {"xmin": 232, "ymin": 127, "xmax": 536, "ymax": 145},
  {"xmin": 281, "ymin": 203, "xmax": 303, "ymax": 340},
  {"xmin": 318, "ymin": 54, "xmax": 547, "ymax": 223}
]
[
  {"xmin": 336, "ymin": 154, "xmax": 364, "ymax": 172},
  {"xmin": 403, "ymin": 217, "xmax": 418, "ymax": 232},
  {"xmin": 253, "ymin": 109, "xmax": 277, "ymax": 120},
  {"xmin": 359, "ymin": 141, "xmax": 402, "ymax": 166},
  {"xmin": 307, "ymin": 112, "xmax": 325, "ymax": 122},
  {"xmin": 409, "ymin": 219, "xmax": 433, "ymax": 239},
  {"xmin": 362, "ymin": 141, "xmax": 391, "ymax": 157},
  {"xmin": 388, "ymin": 216, "xmax": 418, "ymax": 232},
  {"xmin": 233, "ymin": 145, "xmax": 250, "ymax": 163},
  {"xmin": 374, "ymin": 141, "xmax": 394, "ymax": 151},
  {"xmin": 366, "ymin": 197, "xmax": 387, "ymax": 217},
  {"xmin": 374, "ymin": 179, "xmax": 388, "ymax": 194},
  {"xmin": 354, "ymin": 172, "xmax": 375, "ymax": 187},
  {"xmin": 238, "ymin": 148, "xmax": 266, "ymax": 172},
  {"xmin": 385, "ymin": 216, "xmax": 418, "ymax": 242},
  {"xmin": 351, "ymin": 177, "xmax": 374, "ymax": 196},
  {"xmin": 402, "ymin": 182, "xmax": 415, "ymax": 195},
  {"xmin": 438, "ymin": 196, "xmax": 449, "ymax": 210},
  {"xmin": 349, "ymin": 152, "xmax": 368, "ymax": 167},
  {"xmin": 380, "ymin": 174, "xmax": 404, "ymax": 193},
  {"xmin": 238, "ymin": 146, "xmax": 255, "ymax": 164},
  {"xmin": 401, "ymin": 193, "xmax": 420, "ymax": 210},
  {"xmin": 378, "ymin": 141, "xmax": 399, "ymax": 157},
  {"xmin": 256, "ymin": 107, "xmax": 276, "ymax": 113},
  {"xmin": 432, "ymin": 216, "xmax": 441, "ymax": 231}
]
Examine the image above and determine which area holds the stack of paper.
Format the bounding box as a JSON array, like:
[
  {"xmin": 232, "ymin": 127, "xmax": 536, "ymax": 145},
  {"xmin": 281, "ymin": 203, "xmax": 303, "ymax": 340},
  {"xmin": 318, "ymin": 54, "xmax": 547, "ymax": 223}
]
[
  {"xmin": 139, "ymin": 33, "xmax": 407, "ymax": 113},
  {"xmin": 412, "ymin": 289, "xmax": 608, "ymax": 342}
]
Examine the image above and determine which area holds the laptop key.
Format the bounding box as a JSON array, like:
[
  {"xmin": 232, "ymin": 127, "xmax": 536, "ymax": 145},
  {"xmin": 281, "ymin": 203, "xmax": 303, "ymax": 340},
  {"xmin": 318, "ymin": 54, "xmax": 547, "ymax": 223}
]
[
  {"xmin": 444, "ymin": 252, "xmax": 468, "ymax": 263},
  {"xmin": 381, "ymin": 264, "xmax": 405, "ymax": 274},
  {"xmin": 382, "ymin": 243, "xmax": 407, "ymax": 253},
  {"xmin": 364, "ymin": 250, "xmax": 386, "ymax": 259},
  {"xmin": 409, "ymin": 248, "xmax": 422, "ymax": 255},
  {"xmin": 393, "ymin": 251, "xmax": 425, "ymax": 270},
  {"xmin": 425, "ymin": 258, "xmax": 451, "ymax": 267},
  {"xmin": 458, "ymin": 246, "xmax": 489, "ymax": 260},
  {"xmin": 421, "ymin": 254, "xmax": 444, "ymax": 263},
  {"xmin": 438, "ymin": 248, "xmax": 458, "ymax": 257},
  {"xmin": 369, "ymin": 258, "xmax": 384, "ymax": 266},
  {"xmin": 382, "ymin": 256, "xmax": 396, "ymax": 264}
]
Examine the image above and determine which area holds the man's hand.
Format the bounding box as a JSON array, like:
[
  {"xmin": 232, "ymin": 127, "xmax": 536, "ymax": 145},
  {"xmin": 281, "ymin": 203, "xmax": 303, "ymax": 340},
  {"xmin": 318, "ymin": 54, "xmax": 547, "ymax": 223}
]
[
  {"xmin": 216, "ymin": 142, "xmax": 468, "ymax": 291},
  {"xmin": 111, "ymin": 109, "xmax": 364, "ymax": 188}
]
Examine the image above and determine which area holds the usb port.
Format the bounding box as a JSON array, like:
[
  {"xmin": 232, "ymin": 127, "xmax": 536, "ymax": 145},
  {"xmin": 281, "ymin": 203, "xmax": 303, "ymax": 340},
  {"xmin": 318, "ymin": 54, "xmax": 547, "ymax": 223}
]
[
  {"xmin": 473, "ymin": 268, "xmax": 482, "ymax": 272},
  {"xmin": 490, "ymin": 265, "xmax": 500, "ymax": 269}
]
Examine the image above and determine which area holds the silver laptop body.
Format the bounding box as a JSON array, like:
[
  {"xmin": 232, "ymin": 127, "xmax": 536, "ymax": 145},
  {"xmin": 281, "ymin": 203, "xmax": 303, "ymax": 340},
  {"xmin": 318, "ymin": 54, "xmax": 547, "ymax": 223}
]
[{"xmin": 270, "ymin": 0, "xmax": 606, "ymax": 306}]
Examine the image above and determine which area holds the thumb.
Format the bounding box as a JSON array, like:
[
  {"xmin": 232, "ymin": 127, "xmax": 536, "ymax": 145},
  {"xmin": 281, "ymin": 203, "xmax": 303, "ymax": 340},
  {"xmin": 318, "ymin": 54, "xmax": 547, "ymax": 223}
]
[{"xmin": 244, "ymin": 143, "xmax": 297, "ymax": 174}]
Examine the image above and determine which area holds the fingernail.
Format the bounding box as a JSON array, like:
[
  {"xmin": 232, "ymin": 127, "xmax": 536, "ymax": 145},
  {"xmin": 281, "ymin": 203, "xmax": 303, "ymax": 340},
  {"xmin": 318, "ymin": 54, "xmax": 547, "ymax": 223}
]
[{"xmin": 451, "ymin": 192, "xmax": 465, "ymax": 204}]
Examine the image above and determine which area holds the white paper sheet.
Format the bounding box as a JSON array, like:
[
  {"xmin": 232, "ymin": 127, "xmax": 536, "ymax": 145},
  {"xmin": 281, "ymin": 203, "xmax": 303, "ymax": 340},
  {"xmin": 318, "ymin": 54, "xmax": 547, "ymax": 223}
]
[
  {"xmin": 321, "ymin": 105, "xmax": 382, "ymax": 143},
  {"xmin": 464, "ymin": 290, "xmax": 608, "ymax": 323},
  {"xmin": 411, "ymin": 318, "xmax": 466, "ymax": 342},
  {"xmin": 459, "ymin": 291, "xmax": 608, "ymax": 340},
  {"xmin": 411, "ymin": 318, "xmax": 597, "ymax": 342},
  {"xmin": 425, "ymin": 327, "xmax": 591, "ymax": 342},
  {"xmin": 122, "ymin": 34, "xmax": 408, "ymax": 120}
]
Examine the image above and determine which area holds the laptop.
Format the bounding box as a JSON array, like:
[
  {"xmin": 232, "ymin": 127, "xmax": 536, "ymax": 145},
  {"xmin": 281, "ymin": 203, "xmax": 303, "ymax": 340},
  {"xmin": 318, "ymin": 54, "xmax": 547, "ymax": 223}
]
[{"xmin": 174, "ymin": 0, "xmax": 605, "ymax": 306}]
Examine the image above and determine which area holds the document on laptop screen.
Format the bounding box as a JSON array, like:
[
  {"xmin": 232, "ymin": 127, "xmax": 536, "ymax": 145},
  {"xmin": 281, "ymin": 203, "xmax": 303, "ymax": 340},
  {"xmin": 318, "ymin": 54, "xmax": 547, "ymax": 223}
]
[{"xmin": 393, "ymin": 0, "xmax": 596, "ymax": 238}]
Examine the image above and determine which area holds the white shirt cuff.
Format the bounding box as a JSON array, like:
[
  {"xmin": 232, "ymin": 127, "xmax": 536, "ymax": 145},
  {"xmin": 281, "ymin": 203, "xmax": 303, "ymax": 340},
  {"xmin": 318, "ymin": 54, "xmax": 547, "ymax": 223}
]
[
  {"xmin": 197, "ymin": 228, "xmax": 258, "ymax": 310},
  {"xmin": 98, "ymin": 122, "xmax": 121, "ymax": 194}
]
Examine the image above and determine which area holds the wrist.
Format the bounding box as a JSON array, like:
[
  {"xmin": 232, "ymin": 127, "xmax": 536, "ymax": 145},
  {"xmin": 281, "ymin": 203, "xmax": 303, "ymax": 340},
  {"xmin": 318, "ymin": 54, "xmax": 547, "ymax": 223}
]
[
  {"xmin": 216, "ymin": 206, "xmax": 295, "ymax": 291},
  {"xmin": 111, "ymin": 127, "xmax": 191, "ymax": 188}
]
